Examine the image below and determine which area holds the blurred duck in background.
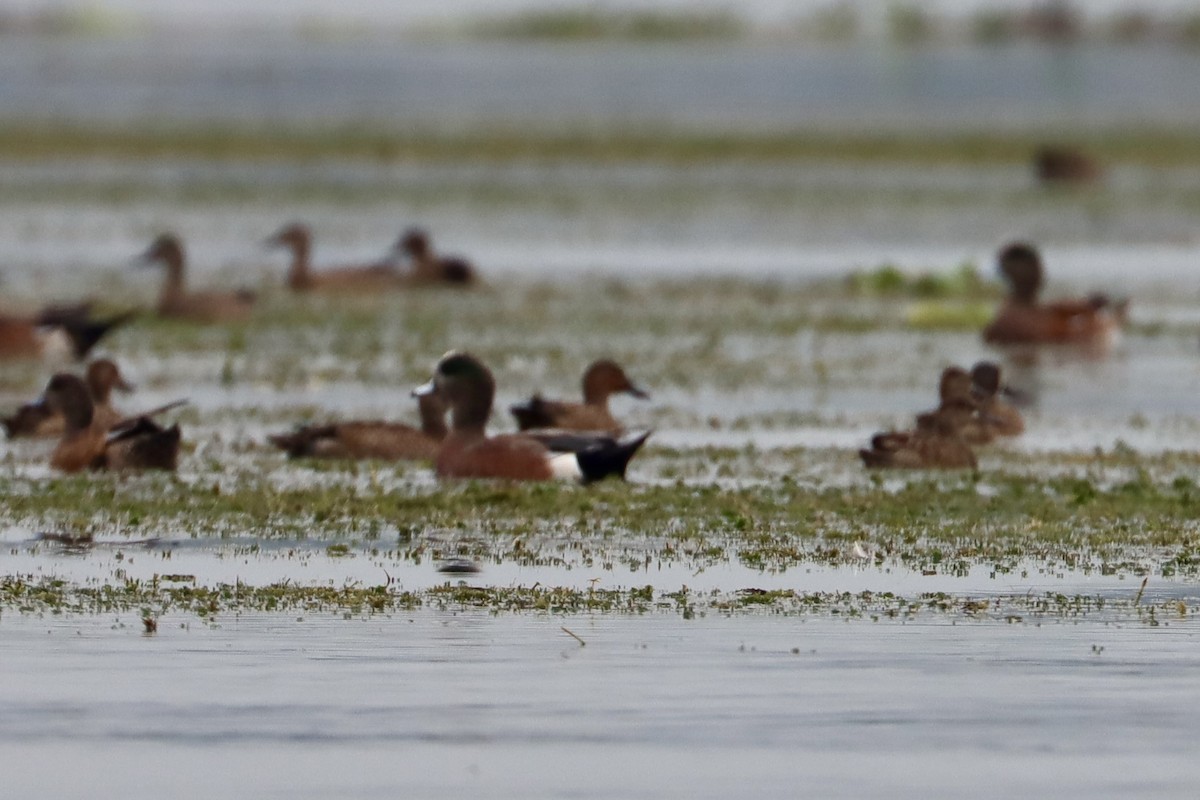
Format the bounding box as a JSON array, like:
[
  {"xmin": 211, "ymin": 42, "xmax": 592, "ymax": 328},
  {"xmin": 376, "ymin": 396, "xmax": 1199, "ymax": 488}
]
[
  {"xmin": 265, "ymin": 222, "xmax": 406, "ymax": 293},
  {"xmin": 138, "ymin": 233, "xmax": 257, "ymax": 323},
  {"xmin": 393, "ymin": 228, "xmax": 477, "ymax": 286},
  {"xmin": 983, "ymin": 242, "xmax": 1127, "ymax": 351}
]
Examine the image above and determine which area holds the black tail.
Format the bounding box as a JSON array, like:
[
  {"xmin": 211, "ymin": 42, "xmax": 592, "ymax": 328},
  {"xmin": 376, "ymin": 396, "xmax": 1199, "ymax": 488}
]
[
  {"xmin": 510, "ymin": 396, "xmax": 554, "ymax": 431},
  {"xmin": 35, "ymin": 302, "xmax": 94, "ymax": 327},
  {"xmin": 575, "ymin": 430, "xmax": 652, "ymax": 484},
  {"xmin": 61, "ymin": 310, "xmax": 139, "ymax": 360}
]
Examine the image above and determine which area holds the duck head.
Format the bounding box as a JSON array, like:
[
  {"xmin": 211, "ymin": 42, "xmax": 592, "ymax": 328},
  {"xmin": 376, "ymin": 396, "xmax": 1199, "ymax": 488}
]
[
  {"xmin": 583, "ymin": 359, "xmax": 649, "ymax": 403},
  {"xmin": 937, "ymin": 366, "xmax": 974, "ymax": 405},
  {"xmin": 137, "ymin": 233, "xmax": 185, "ymax": 271},
  {"xmin": 396, "ymin": 228, "xmax": 431, "ymax": 259},
  {"xmin": 997, "ymin": 242, "xmax": 1044, "ymax": 303},
  {"xmin": 413, "ymin": 351, "xmax": 495, "ymax": 433},
  {"xmin": 86, "ymin": 359, "xmax": 134, "ymax": 404},
  {"xmin": 264, "ymin": 222, "xmax": 311, "ymax": 256},
  {"xmin": 969, "ymin": 361, "xmax": 1002, "ymax": 400}
]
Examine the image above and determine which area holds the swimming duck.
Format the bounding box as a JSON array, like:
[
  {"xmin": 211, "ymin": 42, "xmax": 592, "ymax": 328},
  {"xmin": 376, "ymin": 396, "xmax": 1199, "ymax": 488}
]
[
  {"xmin": 510, "ymin": 359, "xmax": 649, "ymax": 434},
  {"xmin": 37, "ymin": 373, "xmax": 181, "ymax": 472},
  {"xmin": 268, "ymin": 393, "xmax": 447, "ymax": 461},
  {"xmin": 3, "ymin": 358, "xmax": 134, "ymax": 439},
  {"xmin": 858, "ymin": 413, "xmax": 977, "ymax": 470},
  {"xmin": 264, "ymin": 222, "xmax": 405, "ymax": 293},
  {"xmin": 138, "ymin": 233, "xmax": 257, "ymax": 323},
  {"xmin": 414, "ymin": 351, "xmax": 650, "ymax": 482},
  {"xmin": 394, "ymin": 228, "xmax": 476, "ymax": 285},
  {"xmin": 1033, "ymin": 146, "xmax": 1103, "ymax": 186},
  {"xmin": 0, "ymin": 308, "xmax": 135, "ymax": 362},
  {"xmin": 983, "ymin": 242, "xmax": 1127, "ymax": 349},
  {"xmin": 969, "ymin": 361, "xmax": 1025, "ymax": 438}
]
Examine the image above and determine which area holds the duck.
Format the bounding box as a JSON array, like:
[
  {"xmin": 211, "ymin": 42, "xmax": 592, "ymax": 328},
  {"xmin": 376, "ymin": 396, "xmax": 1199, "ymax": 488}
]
[
  {"xmin": 3, "ymin": 358, "xmax": 134, "ymax": 439},
  {"xmin": 268, "ymin": 392, "xmax": 447, "ymax": 461},
  {"xmin": 858, "ymin": 413, "xmax": 977, "ymax": 470},
  {"xmin": 36, "ymin": 373, "xmax": 181, "ymax": 472},
  {"xmin": 969, "ymin": 361, "xmax": 1025, "ymax": 438},
  {"xmin": 138, "ymin": 233, "xmax": 257, "ymax": 323},
  {"xmin": 917, "ymin": 366, "xmax": 993, "ymax": 446},
  {"xmin": 413, "ymin": 351, "xmax": 650, "ymax": 482},
  {"xmin": 510, "ymin": 359, "xmax": 649, "ymax": 434},
  {"xmin": 982, "ymin": 242, "xmax": 1127, "ymax": 350},
  {"xmin": 264, "ymin": 222, "xmax": 405, "ymax": 293},
  {"xmin": 394, "ymin": 228, "xmax": 476, "ymax": 285},
  {"xmin": 1033, "ymin": 146, "xmax": 1103, "ymax": 186},
  {"xmin": 0, "ymin": 307, "xmax": 135, "ymax": 362}
]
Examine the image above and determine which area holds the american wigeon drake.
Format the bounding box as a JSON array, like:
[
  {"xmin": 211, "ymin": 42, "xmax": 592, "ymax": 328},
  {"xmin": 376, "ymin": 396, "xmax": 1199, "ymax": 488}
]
[
  {"xmin": 268, "ymin": 393, "xmax": 447, "ymax": 461},
  {"xmin": 394, "ymin": 228, "xmax": 476, "ymax": 285},
  {"xmin": 859, "ymin": 413, "xmax": 977, "ymax": 470},
  {"xmin": 414, "ymin": 351, "xmax": 650, "ymax": 482},
  {"xmin": 37, "ymin": 373, "xmax": 181, "ymax": 472},
  {"xmin": 969, "ymin": 361, "xmax": 1025, "ymax": 438},
  {"xmin": 0, "ymin": 308, "xmax": 134, "ymax": 362},
  {"xmin": 138, "ymin": 233, "xmax": 257, "ymax": 323},
  {"xmin": 1034, "ymin": 146, "xmax": 1103, "ymax": 185},
  {"xmin": 983, "ymin": 242, "xmax": 1128, "ymax": 349},
  {"xmin": 265, "ymin": 222, "xmax": 405, "ymax": 293},
  {"xmin": 3, "ymin": 358, "xmax": 134, "ymax": 439},
  {"xmin": 510, "ymin": 359, "xmax": 649, "ymax": 434}
]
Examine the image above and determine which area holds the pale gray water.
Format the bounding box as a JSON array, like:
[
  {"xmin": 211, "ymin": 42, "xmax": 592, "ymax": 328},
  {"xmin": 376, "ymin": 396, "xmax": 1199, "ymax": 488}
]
[
  {"xmin": 4, "ymin": 35, "xmax": 1200, "ymax": 130},
  {"xmin": 2, "ymin": 612, "xmax": 1199, "ymax": 799}
]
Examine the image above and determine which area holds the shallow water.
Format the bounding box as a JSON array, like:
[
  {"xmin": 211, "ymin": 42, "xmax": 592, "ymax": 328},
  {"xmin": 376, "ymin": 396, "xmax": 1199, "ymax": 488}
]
[{"xmin": 3, "ymin": 612, "xmax": 1200, "ymax": 799}]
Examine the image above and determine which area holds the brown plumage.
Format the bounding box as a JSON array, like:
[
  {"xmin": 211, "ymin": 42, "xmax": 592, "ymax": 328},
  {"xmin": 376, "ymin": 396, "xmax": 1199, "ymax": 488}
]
[
  {"xmin": 859, "ymin": 414, "xmax": 978, "ymax": 470},
  {"xmin": 139, "ymin": 233, "xmax": 257, "ymax": 323},
  {"xmin": 1034, "ymin": 147, "xmax": 1102, "ymax": 185},
  {"xmin": 969, "ymin": 361, "xmax": 1025, "ymax": 438},
  {"xmin": 38, "ymin": 373, "xmax": 181, "ymax": 472},
  {"xmin": 415, "ymin": 351, "xmax": 649, "ymax": 482},
  {"xmin": 983, "ymin": 242, "xmax": 1127, "ymax": 350},
  {"xmin": 265, "ymin": 222, "xmax": 406, "ymax": 293},
  {"xmin": 510, "ymin": 359, "xmax": 649, "ymax": 433},
  {"xmin": 395, "ymin": 228, "xmax": 476, "ymax": 285},
  {"xmin": 268, "ymin": 393, "xmax": 447, "ymax": 461},
  {"xmin": 3, "ymin": 358, "xmax": 133, "ymax": 439}
]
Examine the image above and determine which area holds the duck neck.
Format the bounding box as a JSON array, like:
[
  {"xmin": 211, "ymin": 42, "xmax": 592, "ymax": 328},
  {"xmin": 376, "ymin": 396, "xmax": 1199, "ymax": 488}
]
[
  {"xmin": 418, "ymin": 395, "xmax": 448, "ymax": 440},
  {"xmin": 159, "ymin": 250, "xmax": 187, "ymax": 302},
  {"xmin": 286, "ymin": 237, "xmax": 312, "ymax": 290}
]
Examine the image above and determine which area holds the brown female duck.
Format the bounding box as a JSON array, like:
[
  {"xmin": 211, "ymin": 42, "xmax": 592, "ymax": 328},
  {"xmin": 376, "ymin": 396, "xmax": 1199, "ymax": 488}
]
[
  {"xmin": 4, "ymin": 358, "xmax": 134, "ymax": 439},
  {"xmin": 394, "ymin": 228, "xmax": 476, "ymax": 285},
  {"xmin": 969, "ymin": 361, "xmax": 1025, "ymax": 438},
  {"xmin": 510, "ymin": 359, "xmax": 649, "ymax": 434},
  {"xmin": 1033, "ymin": 146, "xmax": 1103, "ymax": 186},
  {"xmin": 983, "ymin": 242, "xmax": 1127, "ymax": 350},
  {"xmin": 37, "ymin": 373, "xmax": 181, "ymax": 472},
  {"xmin": 139, "ymin": 234, "xmax": 257, "ymax": 323},
  {"xmin": 265, "ymin": 222, "xmax": 405, "ymax": 293},
  {"xmin": 414, "ymin": 351, "xmax": 649, "ymax": 482},
  {"xmin": 858, "ymin": 413, "xmax": 977, "ymax": 470},
  {"xmin": 268, "ymin": 393, "xmax": 447, "ymax": 461}
]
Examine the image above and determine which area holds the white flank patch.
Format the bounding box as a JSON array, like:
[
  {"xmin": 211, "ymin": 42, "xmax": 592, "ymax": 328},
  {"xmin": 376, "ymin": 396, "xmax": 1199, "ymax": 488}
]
[{"xmin": 549, "ymin": 453, "xmax": 582, "ymax": 481}]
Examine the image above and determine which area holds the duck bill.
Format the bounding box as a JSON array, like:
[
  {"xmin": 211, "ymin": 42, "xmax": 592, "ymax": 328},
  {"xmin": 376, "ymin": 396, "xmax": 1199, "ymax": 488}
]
[
  {"xmin": 115, "ymin": 377, "xmax": 136, "ymax": 394},
  {"xmin": 412, "ymin": 379, "xmax": 437, "ymax": 398},
  {"xmin": 627, "ymin": 384, "xmax": 650, "ymax": 400}
]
